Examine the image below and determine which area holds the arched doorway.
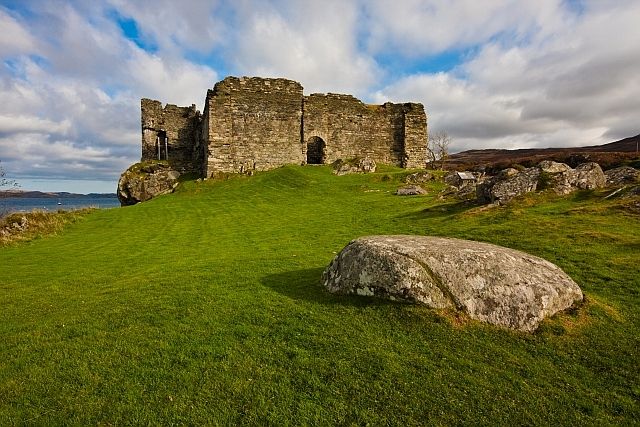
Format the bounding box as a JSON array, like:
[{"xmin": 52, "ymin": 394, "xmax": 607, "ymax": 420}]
[{"xmin": 306, "ymin": 136, "xmax": 326, "ymax": 164}]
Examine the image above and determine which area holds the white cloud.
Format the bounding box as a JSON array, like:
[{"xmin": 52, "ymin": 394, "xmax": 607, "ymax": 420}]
[
  {"xmin": 362, "ymin": 0, "xmax": 565, "ymax": 56},
  {"xmin": 374, "ymin": 0, "xmax": 640, "ymax": 151},
  {"xmin": 0, "ymin": 115, "xmax": 71, "ymax": 135},
  {"xmin": 0, "ymin": 8, "xmax": 37, "ymax": 57},
  {"xmin": 126, "ymin": 49, "xmax": 216, "ymax": 106},
  {"xmin": 228, "ymin": 0, "xmax": 379, "ymax": 96},
  {"xmin": 107, "ymin": 0, "xmax": 225, "ymax": 55}
]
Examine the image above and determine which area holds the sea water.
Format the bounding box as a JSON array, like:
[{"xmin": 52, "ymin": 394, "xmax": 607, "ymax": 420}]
[{"xmin": 0, "ymin": 197, "xmax": 120, "ymax": 213}]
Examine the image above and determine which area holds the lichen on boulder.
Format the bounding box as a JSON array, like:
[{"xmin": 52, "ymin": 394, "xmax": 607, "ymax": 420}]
[
  {"xmin": 323, "ymin": 235, "xmax": 583, "ymax": 332},
  {"xmin": 117, "ymin": 161, "xmax": 181, "ymax": 206}
]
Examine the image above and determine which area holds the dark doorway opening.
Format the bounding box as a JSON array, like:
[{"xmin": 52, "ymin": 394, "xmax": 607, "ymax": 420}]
[
  {"xmin": 306, "ymin": 136, "xmax": 326, "ymax": 164},
  {"xmin": 156, "ymin": 130, "xmax": 168, "ymax": 160}
]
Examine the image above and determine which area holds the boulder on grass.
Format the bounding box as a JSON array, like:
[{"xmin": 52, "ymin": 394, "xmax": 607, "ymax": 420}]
[
  {"xmin": 332, "ymin": 157, "xmax": 376, "ymax": 175},
  {"xmin": 117, "ymin": 161, "xmax": 181, "ymax": 206},
  {"xmin": 476, "ymin": 167, "xmax": 540, "ymax": 204},
  {"xmin": 572, "ymin": 162, "xmax": 606, "ymax": 190},
  {"xmin": 396, "ymin": 185, "xmax": 427, "ymax": 196},
  {"xmin": 604, "ymin": 166, "xmax": 640, "ymax": 186},
  {"xmin": 323, "ymin": 235, "xmax": 583, "ymax": 332}
]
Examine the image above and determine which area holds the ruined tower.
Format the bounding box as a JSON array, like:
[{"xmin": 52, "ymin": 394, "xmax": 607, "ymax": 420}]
[{"xmin": 140, "ymin": 76, "xmax": 428, "ymax": 177}]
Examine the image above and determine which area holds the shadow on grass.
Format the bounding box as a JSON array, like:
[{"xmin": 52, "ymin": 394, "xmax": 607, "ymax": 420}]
[
  {"xmin": 261, "ymin": 267, "xmax": 399, "ymax": 308},
  {"xmin": 397, "ymin": 201, "xmax": 474, "ymax": 221}
]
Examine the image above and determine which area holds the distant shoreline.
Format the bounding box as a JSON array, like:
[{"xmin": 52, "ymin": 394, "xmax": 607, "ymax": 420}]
[{"xmin": 0, "ymin": 190, "xmax": 117, "ymax": 199}]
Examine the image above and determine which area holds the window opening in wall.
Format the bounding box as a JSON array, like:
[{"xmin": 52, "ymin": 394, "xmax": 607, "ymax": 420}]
[
  {"xmin": 306, "ymin": 136, "xmax": 326, "ymax": 164},
  {"xmin": 156, "ymin": 130, "xmax": 168, "ymax": 160}
]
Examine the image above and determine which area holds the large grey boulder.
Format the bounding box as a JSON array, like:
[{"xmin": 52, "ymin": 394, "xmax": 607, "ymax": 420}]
[
  {"xmin": 323, "ymin": 235, "xmax": 583, "ymax": 332},
  {"xmin": 538, "ymin": 160, "xmax": 575, "ymax": 195},
  {"xmin": 537, "ymin": 161, "xmax": 605, "ymax": 193},
  {"xmin": 117, "ymin": 162, "xmax": 181, "ymax": 206},
  {"xmin": 476, "ymin": 167, "xmax": 540, "ymax": 204},
  {"xmin": 572, "ymin": 162, "xmax": 606, "ymax": 190}
]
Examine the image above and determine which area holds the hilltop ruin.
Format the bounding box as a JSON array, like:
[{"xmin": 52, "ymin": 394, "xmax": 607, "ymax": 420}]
[{"xmin": 140, "ymin": 76, "xmax": 428, "ymax": 177}]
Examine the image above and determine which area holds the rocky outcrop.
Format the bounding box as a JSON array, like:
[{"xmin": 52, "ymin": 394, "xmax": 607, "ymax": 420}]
[
  {"xmin": 604, "ymin": 166, "xmax": 640, "ymax": 186},
  {"xmin": 117, "ymin": 162, "xmax": 181, "ymax": 206},
  {"xmin": 332, "ymin": 157, "xmax": 377, "ymax": 175},
  {"xmin": 477, "ymin": 167, "xmax": 540, "ymax": 204},
  {"xmin": 323, "ymin": 235, "xmax": 583, "ymax": 332},
  {"xmin": 396, "ymin": 185, "xmax": 427, "ymax": 196},
  {"xmin": 477, "ymin": 161, "xmax": 607, "ymax": 204},
  {"xmin": 537, "ymin": 161, "xmax": 605, "ymax": 193},
  {"xmin": 573, "ymin": 162, "xmax": 606, "ymax": 190},
  {"xmin": 404, "ymin": 171, "xmax": 433, "ymax": 184},
  {"xmin": 538, "ymin": 160, "xmax": 575, "ymax": 195}
]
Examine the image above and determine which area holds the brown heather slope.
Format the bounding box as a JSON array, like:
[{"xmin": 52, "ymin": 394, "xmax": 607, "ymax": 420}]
[{"xmin": 446, "ymin": 134, "xmax": 640, "ymax": 172}]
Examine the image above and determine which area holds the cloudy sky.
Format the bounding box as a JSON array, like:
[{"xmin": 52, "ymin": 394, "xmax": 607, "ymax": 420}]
[{"xmin": 0, "ymin": 0, "xmax": 638, "ymax": 193}]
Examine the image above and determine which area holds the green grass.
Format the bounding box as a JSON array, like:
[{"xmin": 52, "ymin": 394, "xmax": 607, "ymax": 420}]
[{"xmin": 1, "ymin": 165, "xmax": 638, "ymax": 425}]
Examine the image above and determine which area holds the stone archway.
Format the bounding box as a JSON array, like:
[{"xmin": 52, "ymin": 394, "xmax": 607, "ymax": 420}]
[{"xmin": 306, "ymin": 136, "xmax": 326, "ymax": 164}]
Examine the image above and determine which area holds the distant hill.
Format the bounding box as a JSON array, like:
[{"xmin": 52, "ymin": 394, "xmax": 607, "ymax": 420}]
[
  {"xmin": 0, "ymin": 190, "xmax": 117, "ymax": 199},
  {"xmin": 446, "ymin": 134, "xmax": 640, "ymax": 172}
]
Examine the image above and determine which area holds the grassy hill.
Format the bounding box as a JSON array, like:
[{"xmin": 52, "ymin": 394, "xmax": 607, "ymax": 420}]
[{"xmin": 1, "ymin": 165, "xmax": 638, "ymax": 425}]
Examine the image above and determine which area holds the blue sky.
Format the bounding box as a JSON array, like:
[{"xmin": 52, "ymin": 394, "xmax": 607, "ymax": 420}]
[{"xmin": 0, "ymin": 0, "xmax": 639, "ymax": 193}]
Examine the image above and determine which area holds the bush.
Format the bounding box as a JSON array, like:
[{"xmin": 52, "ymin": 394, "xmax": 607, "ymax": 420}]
[{"xmin": 537, "ymin": 171, "xmax": 553, "ymax": 191}]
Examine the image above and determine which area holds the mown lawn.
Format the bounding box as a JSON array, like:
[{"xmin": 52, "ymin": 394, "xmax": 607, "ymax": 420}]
[{"xmin": 1, "ymin": 165, "xmax": 638, "ymax": 425}]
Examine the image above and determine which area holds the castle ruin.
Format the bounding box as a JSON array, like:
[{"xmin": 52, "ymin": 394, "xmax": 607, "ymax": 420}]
[{"xmin": 140, "ymin": 76, "xmax": 428, "ymax": 177}]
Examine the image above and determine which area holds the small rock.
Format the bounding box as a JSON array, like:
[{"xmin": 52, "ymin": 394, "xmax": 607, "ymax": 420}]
[{"xmin": 396, "ymin": 185, "xmax": 427, "ymax": 196}]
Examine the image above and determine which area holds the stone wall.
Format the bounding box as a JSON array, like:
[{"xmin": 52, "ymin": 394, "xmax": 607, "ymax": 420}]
[
  {"xmin": 403, "ymin": 103, "xmax": 428, "ymax": 168},
  {"xmin": 302, "ymin": 94, "xmax": 407, "ymax": 166},
  {"xmin": 204, "ymin": 77, "xmax": 304, "ymax": 176},
  {"xmin": 141, "ymin": 99, "xmax": 202, "ymax": 173}
]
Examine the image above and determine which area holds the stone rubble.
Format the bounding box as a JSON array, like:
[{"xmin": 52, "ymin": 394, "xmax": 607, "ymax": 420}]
[{"xmin": 476, "ymin": 161, "xmax": 608, "ymax": 204}]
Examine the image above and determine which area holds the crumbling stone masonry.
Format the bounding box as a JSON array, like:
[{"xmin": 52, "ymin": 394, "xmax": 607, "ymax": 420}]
[{"xmin": 141, "ymin": 76, "xmax": 428, "ymax": 177}]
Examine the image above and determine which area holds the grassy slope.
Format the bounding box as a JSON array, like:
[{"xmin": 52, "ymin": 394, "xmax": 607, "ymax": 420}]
[{"xmin": 0, "ymin": 165, "xmax": 638, "ymax": 425}]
